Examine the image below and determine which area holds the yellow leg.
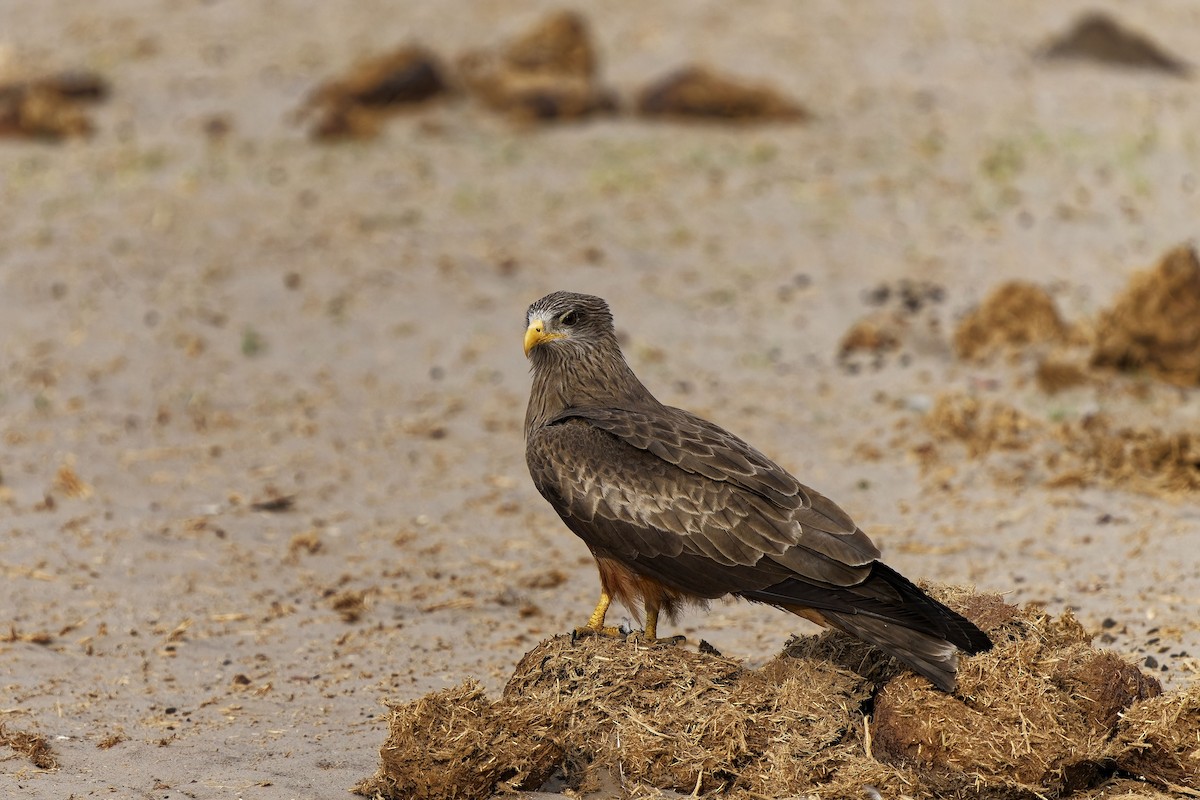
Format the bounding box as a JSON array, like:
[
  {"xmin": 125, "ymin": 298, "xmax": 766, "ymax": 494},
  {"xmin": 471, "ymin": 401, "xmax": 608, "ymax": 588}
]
[
  {"xmin": 573, "ymin": 592, "xmax": 683, "ymax": 644},
  {"xmin": 575, "ymin": 592, "xmax": 622, "ymax": 637},
  {"xmin": 586, "ymin": 592, "xmax": 611, "ymax": 630},
  {"xmin": 644, "ymin": 601, "xmax": 659, "ymax": 640},
  {"xmin": 641, "ymin": 598, "xmax": 684, "ymax": 645}
]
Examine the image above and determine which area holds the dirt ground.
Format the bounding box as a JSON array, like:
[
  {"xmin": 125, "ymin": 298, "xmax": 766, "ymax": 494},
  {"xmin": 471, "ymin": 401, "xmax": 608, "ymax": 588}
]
[{"xmin": 2, "ymin": 2, "xmax": 1199, "ymax": 798}]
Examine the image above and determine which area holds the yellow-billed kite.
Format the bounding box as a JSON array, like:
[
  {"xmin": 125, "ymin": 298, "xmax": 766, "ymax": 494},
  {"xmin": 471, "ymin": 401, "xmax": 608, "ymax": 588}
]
[{"xmin": 523, "ymin": 291, "xmax": 991, "ymax": 691}]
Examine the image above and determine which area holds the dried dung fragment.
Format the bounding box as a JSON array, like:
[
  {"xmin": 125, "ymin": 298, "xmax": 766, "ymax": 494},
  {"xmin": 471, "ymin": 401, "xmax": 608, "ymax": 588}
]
[
  {"xmin": 1090, "ymin": 244, "xmax": 1200, "ymax": 386},
  {"xmin": 872, "ymin": 598, "xmax": 1159, "ymax": 798},
  {"xmin": 1108, "ymin": 681, "xmax": 1200, "ymax": 789},
  {"xmin": 1036, "ymin": 357, "xmax": 1091, "ymax": 393},
  {"xmin": 1, "ymin": 627, "xmax": 55, "ymax": 645},
  {"xmin": 1040, "ymin": 12, "xmax": 1191, "ymax": 76},
  {"xmin": 250, "ymin": 490, "xmax": 295, "ymax": 512},
  {"xmin": 328, "ymin": 589, "xmax": 369, "ymax": 622},
  {"xmin": 0, "ymin": 70, "xmax": 109, "ymax": 140},
  {"xmin": 839, "ymin": 311, "xmax": 906, "ymax": 360},
  {"xmin": 300, "ymin": 45, "xmax": 449, "ymax": 139},
  {"xmin": 0, "ymin": 723, "xmax": 58, "ymax": 769},
  {"xmin": 954, "ymin": 281, "xmax": 1070, "ymax": 360},
  {"xmin": 925, "ymin": 392, "xmax": 1041, "ymax": 456},
  {"xmin": 353, "ymin": 680, "xmax": 559, "ymax": 800},
  {"xmin": 1048, "ymin": 413, "xmax": 1200, "ymax": 494},
  {"xmin": 840, "ymin": 279, "xmax": 949, "ymax": 372},
  {"xmin": 636, "ymin": 65, "xmax": 810, "ymax": 122},
  {"xmin": 53, "ymin": 463, "xmax": 92, "ymax": 499},
  {"xmin": 1052, "ymin": 647, "xmax": 1163, "ymax": 732},
  {"xmin": 456, "ymin": 10, "xmax": 616, "ymax": 122},
  {"xmin": 923, "ymin": 391, "xmax": 1200, "ymax": 496}
]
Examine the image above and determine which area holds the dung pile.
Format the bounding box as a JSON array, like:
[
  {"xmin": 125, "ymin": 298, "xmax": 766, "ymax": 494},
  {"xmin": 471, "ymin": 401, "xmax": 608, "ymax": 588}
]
[
  {"xmin": 0, "ymin": 70, "xmax": 109, "ymax": 140},
  {"xmin": 953, "ymin": 281, "xmax": 1073, "ymax": 360},
  {"xmin": 1039, "ymin": 11, "xmax": 1191, "ymax": 76},
  {"xmin": 871, "ymin": 245, "xmax": 1200, "ymax": 500},
  {"xmin": 1091, "ymin": 244, "xmax": 1200, "ymax": 387},
  {"xmin": 838, "ymin": 310, "xmax": 907, "ymax": 366},
  {"xmin": 456, "ymin": 9, "xmax": 617, "ymax": 122},
  {"xmin": 299, "ymin": 9, "xmax": 815, "ymax": 135},
  {"xmin": 636, "ymin": 65, "xmax": 810, "ymax": 122},
  {"xmin": 356, "ymin": 588, "xmax": 1195, "ymax": 800},
  {"xmin": 298, "ymin": 45, "xmax": 450, "ymax": 139},
  {"xmin": 853, "ymin": 244, "xmax": 1200, "ymax": 393},
  {"xmin": 870, "ymin": 599, "xmax": 1165, "ymax": 798}
]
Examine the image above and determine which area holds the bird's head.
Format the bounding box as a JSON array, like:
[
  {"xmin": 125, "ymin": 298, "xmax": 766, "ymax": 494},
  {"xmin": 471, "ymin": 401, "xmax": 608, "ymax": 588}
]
[{"xmin": 524, "ymin": 291, "xmax": 617, "ymax": 358}]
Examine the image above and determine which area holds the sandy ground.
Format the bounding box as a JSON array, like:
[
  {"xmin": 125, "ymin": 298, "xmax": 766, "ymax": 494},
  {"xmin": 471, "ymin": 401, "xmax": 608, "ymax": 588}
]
[{"xmin": 2, "ymin": 1, "xmax": 1199, "ymax": 797}]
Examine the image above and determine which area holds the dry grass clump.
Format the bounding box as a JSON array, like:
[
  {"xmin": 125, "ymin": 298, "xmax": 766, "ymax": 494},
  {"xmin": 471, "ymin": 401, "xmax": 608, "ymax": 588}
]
[
  {"xmin": 1091, "ymin": 244, "xmax": 1200, "ymax": 386},
  {"xmin": 356, "ymin": 587, "xmax": 1191, "ymax": 800},
  {"xmin": 954, "ymin": 281, "xmax": 1072, "ymax": 360}
]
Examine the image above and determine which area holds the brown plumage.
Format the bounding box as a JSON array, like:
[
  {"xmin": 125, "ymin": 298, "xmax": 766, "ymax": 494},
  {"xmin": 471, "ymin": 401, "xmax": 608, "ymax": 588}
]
[{"xmin": 523, "ymin": 291, "xmax": 991, "ymax": 691}]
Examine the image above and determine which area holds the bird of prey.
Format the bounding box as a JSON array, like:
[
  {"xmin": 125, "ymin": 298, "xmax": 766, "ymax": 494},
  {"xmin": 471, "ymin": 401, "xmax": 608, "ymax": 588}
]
[{"xmin": 523, "ymin": 291, "xmax": 992, "ymax": 691}]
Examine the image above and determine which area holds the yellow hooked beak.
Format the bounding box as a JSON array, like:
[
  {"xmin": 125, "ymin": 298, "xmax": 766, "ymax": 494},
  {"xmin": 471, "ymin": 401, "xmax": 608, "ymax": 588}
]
[{"xmin": 524, "ymin": 319, "xmax": 564, "ymax": 356}]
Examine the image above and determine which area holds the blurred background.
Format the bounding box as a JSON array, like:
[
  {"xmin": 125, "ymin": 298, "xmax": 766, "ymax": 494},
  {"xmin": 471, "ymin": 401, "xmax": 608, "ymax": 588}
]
[{"xmin": 2, "ymin": 1, "xmax": 1199, "ymax": 796}]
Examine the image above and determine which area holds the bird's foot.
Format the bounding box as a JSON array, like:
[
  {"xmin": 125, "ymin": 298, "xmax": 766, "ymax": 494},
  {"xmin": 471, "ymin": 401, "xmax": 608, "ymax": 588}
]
[
  {"xmin": 571, "ymin": 625, "xmax": 684, "ymax": 646},
  {"xmin": 627, "ymin": 630, "xmax": 687, "ymax": 646},
  {"xmin": 571, "ymin": 624, "xmax": 625, "ymax": 641}
]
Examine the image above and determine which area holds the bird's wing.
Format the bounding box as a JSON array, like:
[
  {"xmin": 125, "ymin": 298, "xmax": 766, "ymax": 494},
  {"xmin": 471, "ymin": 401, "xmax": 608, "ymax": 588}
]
[
  {"xmin": 548, "ymin": 405, "xmax": 880, "ymax": 564},
  {"xmin": 528, "ymin": 408, "xmax": 880, "ymax": 593}
]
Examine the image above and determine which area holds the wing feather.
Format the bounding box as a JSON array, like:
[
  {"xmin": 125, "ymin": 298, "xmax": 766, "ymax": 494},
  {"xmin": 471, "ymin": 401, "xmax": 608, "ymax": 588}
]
[
  {"xmin": 528, "ymin": 408, "xmax": 881, "ymax": 594},
  {"xmin": 546, "ymin": 405, "xmax": 881, "ymax": 567}
]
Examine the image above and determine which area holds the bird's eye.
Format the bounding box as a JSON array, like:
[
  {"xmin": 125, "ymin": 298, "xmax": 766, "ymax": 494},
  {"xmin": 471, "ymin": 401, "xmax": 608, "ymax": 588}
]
[{"xmin": 560, "ymin": 310, "xmax": 579, "ymax": 327}]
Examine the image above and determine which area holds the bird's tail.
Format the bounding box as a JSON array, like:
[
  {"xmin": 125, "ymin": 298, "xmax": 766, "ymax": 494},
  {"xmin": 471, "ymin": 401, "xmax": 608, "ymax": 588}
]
[
  {"xmin": 817, "ymin": 608, "xmax": 965, "ymax": 692},
  {"xmin": 745, "ymin": 562, "xmax": 992, "ymax": 692}
]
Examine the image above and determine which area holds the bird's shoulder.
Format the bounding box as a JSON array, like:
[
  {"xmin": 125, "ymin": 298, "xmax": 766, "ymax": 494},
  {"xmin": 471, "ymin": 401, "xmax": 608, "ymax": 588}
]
[
  {"xmin": 525, "ymin": 415, "xmax": 675, "ymax": 503},
  {"xmin": 546, "ymin": 403, "xmax": 799, "ymax": 499}
]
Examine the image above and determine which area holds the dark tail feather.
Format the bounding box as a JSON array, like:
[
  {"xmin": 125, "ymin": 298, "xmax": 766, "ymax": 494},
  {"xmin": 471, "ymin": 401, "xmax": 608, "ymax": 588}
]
[
  {"xmin": 819, "ymin": 609, "xmax": 963, "ymax": 691},
  {"xmin": 744, "ymin": 562, "xmax": 992, "ymax": 692}
]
